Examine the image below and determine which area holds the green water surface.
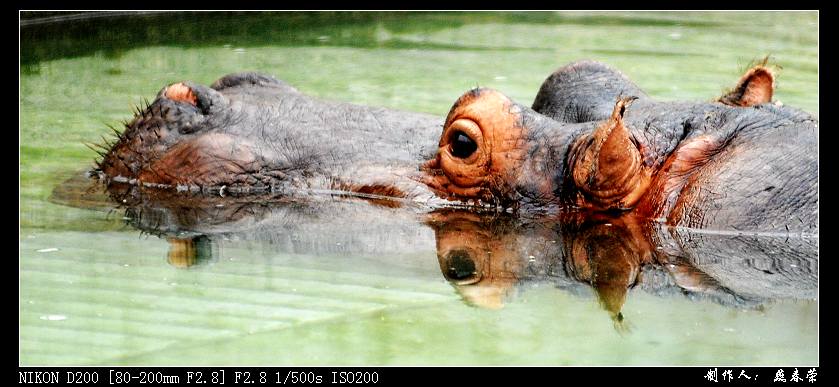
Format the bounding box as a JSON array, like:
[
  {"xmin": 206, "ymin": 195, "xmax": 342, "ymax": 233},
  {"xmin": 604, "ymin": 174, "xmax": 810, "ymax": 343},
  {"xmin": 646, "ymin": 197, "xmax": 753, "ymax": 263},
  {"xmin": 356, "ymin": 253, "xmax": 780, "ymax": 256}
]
[{"xmin": 20, "ymin": 11, "xmax": 818, "ymax": 366}]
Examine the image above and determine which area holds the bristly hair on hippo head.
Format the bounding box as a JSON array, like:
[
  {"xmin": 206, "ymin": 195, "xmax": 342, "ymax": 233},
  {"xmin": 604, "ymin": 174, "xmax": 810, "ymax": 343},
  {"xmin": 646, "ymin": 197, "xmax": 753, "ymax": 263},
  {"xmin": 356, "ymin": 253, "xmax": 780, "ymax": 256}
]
[
  {"xmin": 87, "ymin": 98, "xmax": 152, "ymax": 178},
  {"xmin": 89, "ymin": 80, "xmax": 243, "ymax": 189}
]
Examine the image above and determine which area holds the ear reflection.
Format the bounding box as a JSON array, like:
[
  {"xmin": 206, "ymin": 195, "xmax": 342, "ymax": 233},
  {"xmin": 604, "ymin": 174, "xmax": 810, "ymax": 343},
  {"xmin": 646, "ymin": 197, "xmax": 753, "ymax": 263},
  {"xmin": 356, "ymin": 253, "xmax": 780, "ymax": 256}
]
[{"xmin": 564, "ymin": 216, "xmax": 655, "ymax": 331}]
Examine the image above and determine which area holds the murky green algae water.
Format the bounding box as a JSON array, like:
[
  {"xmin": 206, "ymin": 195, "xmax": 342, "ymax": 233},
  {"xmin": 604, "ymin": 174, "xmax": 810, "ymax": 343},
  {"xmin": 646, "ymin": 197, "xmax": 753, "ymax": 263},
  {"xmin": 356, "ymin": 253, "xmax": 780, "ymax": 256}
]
[{"xmin": 20, "ymin": 11, "xmax": 818, "ymax": 365}]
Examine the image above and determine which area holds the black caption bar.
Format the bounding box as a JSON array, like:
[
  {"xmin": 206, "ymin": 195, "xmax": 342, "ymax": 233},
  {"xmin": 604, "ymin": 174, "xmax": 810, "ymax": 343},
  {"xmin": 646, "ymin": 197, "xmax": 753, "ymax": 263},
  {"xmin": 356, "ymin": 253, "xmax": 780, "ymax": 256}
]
[
  {"xmin": 18, "ymin": 368, "xmax": 381, "ymax": 385},
  {"xmin": 17, "ymin": 367, "xmax": 819, "ymax": 385}
]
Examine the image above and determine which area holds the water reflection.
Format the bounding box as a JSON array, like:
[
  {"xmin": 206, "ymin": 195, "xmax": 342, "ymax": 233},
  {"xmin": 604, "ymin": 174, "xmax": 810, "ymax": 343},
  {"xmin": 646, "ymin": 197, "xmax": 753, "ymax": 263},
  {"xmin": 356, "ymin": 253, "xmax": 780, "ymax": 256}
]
[
  {"xmin": 58, "ymin": 178, "xmax": 818, "ymax": 329},
  {"xmin": 428, "ymin": 211, "xmax": 659, "ymax": 329},
  {"xmin": 427, "ymin": 209, "xmax": 817, "ymax": 323}
]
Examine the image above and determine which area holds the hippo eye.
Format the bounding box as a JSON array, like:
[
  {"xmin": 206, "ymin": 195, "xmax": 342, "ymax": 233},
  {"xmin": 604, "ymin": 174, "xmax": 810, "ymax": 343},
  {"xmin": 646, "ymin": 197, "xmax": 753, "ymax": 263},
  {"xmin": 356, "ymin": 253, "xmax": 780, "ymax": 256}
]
[{"xmin": 449, "ymin": 131, "xmax": 478, "ymax": 159}]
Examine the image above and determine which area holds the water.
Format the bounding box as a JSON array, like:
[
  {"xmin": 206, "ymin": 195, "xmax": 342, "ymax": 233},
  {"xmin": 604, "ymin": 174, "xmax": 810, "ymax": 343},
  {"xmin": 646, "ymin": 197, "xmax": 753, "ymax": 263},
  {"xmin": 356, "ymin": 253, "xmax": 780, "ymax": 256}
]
[{"xmin": 20, "ymin": 11, "xmax": 818, "ymax": 365}]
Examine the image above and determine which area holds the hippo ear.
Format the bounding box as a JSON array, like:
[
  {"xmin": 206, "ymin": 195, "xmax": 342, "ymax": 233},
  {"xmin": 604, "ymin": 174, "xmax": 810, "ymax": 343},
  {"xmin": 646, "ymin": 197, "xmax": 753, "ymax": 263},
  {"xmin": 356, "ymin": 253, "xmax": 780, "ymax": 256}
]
[
  {"xmin": 718, "ymin": 65, "xmax": 775, "ymax": 107},
  {"xmin": 571, "ymin": 97, "xmax": 649, "ymax": 210}
]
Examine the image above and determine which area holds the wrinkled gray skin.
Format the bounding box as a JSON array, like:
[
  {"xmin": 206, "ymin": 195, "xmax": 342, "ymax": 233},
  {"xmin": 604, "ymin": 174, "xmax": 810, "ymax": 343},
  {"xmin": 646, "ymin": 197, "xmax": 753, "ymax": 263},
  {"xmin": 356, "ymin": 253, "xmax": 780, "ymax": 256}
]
[
  {"xmin": 530, "ymin": 61, "xmax": 819, "ymax": 234},
  {"xmin": 97, "ymin": 73, "xmax": 444, "ymax": 202}
]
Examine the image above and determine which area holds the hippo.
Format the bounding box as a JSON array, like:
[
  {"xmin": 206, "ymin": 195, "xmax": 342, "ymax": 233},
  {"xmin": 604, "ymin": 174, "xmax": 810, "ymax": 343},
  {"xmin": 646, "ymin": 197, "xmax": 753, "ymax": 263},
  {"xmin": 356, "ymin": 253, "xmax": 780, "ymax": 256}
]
[
  {"xmin": 94, "ymin": 61, "xmax": 818, "ymax": 233},
  {"xmin": 75, "ymin": 60, "xmax": 818, "ymax": 330}
]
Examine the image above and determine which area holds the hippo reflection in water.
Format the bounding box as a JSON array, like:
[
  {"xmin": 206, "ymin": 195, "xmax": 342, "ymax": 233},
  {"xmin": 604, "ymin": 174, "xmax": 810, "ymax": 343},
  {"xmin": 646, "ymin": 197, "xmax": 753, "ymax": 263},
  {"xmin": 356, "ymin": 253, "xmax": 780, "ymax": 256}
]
[
  {"xmin": 50, "ymin": 185, "xmax": 817, "ymax": 328},
  {"xmin": 426, "ymin": 209, "xmax": 816, "ymax": 328},
  {"xmin": 94, "ymin": 60, "xmax": 818, "ymax": 234}
]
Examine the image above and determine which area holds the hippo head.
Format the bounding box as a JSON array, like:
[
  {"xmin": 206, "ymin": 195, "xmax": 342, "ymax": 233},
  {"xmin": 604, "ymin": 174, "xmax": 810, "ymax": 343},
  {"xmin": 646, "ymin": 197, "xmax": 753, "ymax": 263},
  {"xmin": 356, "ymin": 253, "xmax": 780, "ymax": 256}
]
[
  {"xmin": 96, "ymin": 73, "xmax": 307, "ymax": 192},
  {"xmin": 95, "ymin": 72, "xmax": 448, "ymax": 201},
  {"xmin": 421, "ymin": 88, "xmax": 652, "ymax": 212}
]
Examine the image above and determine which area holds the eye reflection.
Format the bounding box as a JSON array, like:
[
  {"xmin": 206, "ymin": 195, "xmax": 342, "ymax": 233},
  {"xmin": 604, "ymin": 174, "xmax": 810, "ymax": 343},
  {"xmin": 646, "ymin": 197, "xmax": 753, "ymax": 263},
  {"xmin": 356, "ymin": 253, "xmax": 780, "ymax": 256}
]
[
  {"xmin": 444, "ymin": 249, "xmax": 478, "ymax": 281},
  {"xmin": 449, "ymin": 131, "xmax": 477, "ymax": 159}
]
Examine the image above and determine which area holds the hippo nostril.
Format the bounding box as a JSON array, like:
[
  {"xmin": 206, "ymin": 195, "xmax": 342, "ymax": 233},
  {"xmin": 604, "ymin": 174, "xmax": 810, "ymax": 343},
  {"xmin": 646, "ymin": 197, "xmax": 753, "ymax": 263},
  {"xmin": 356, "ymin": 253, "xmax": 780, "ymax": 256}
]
[
  {"xmin": 444, "ymin": 249, "xmax": 480, "ymax": 283},
  {"xmin": 164, "ymin": 83, "xmax": 198, "ymax": 106},
  {"xmin": 159, "ymin": 82, "xmax": 229, "ymax": 116},
  {"xmin": 449, "ymin": 131, "xmax": 477, "ymax": 159}
]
